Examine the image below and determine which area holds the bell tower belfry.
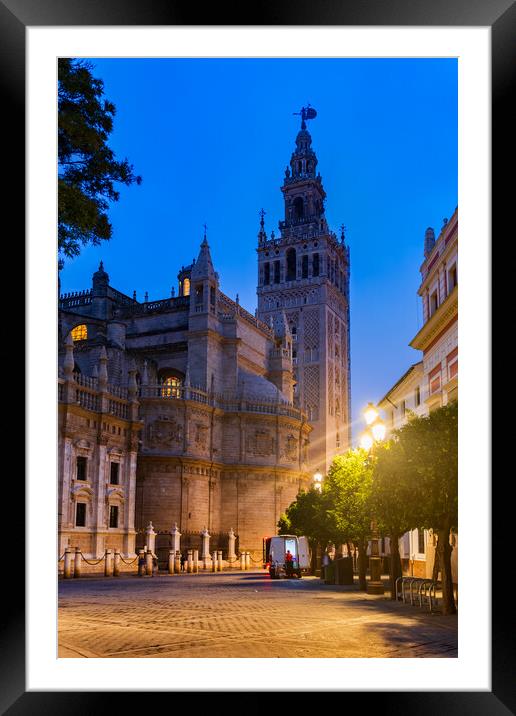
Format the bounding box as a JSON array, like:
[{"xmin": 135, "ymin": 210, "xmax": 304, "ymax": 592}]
[{"xmin": 256, "ymin": 108, "xmax": 351, "ymax": 474}]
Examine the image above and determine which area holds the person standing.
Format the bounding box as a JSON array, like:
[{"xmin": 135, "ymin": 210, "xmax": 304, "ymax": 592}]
[
  {"xmin": 180, "ymin": 552, "xmax": 186, "ymax": 572},
  {"xmin": 285, "ymin": 549, "xmax": 294, "ymax": 578}
]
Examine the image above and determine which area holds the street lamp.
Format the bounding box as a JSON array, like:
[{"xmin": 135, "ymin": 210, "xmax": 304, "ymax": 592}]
[
  {"xmin": 360, "ymin": 403, "xmax": 386, "ymax": 596},
  {"xmin": 313, "ymin": 471, "xmax": 323, "ymax": 492}
]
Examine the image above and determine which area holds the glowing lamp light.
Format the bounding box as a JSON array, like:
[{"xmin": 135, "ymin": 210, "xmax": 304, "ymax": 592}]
[
  {"xmin": 371, "ymin": 420, "xmax": 386, "ymax": 442},
  {"xmin": 360, "ymin": 432, "xmax": 374, "ymax": 451},
  {"xmin": 313, "ymin": 471, "xmax": 323, "ymax": 491},
  {"xmin": 364, "ymin": 402, "xmax": 379, "ymax": 426}
]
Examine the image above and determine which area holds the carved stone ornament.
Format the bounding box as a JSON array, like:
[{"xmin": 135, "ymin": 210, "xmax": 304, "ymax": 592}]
[
  {"xmin": 194, "ymin": 423, "xmax": 208, "ymax": 448},
  {"xmin": 247, "ymin": 430, "xmax": 274, "ymax": 456},
  {"xmin": 147, "ymin": 417, "xmax": 183, "ymax": 448},
  {"xmin": 283, "ymin": 434, "xmax": 298, "ymax": 461}
]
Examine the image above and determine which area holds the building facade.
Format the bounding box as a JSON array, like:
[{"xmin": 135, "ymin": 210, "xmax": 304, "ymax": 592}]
[
  {"xmin": 377, "ymin": 208, "xmax": 458, "ymax": 583},
  {"xmin": 57, "ymin": 115, "xmax": 349, "ymax": 561}
]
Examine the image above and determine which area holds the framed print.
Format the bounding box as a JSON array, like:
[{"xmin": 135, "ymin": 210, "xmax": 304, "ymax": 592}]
[{"xmin": 4, "ymin": 0, "xmax": 512, "ymax": 711}]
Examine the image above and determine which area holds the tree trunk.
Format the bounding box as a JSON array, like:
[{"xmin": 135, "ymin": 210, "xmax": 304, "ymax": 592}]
[
  {"xmin": 357, "ymin": 539, "xmax": 367, "ymax": 591},
  {"xmin": 432, "ymin": 535, "xmax": 440, "ymax": 582},
  {"xmin": 389, "ymin": 533, "xmax": 402, "ymax": 600},
  {"xmin": 437, "ymin": 524, "xmax": 456, "ymax": 615}
]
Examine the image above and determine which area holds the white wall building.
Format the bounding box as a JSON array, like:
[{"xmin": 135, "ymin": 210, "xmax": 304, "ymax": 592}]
[{"xmin": 376, "ymin": 208, "xmax": 458, "ymax": 583}]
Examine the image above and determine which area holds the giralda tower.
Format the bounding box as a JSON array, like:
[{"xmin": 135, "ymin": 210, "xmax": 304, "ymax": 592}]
[{"xmin": 256, "ymin": 108, "xmax": 351, "ymax": 474}]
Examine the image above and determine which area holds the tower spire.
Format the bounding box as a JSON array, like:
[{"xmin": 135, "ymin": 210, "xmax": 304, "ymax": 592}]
[{"xmin": 258, "ymin": 208, "xmax": 267, "ymax": 246}]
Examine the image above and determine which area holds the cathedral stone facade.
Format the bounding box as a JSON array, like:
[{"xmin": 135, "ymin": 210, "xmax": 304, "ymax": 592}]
[{"xmin": 57, "ymin": 114, "xmax": 351, "ymax": 561}]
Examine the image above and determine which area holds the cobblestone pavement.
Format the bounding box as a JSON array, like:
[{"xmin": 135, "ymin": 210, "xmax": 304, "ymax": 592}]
[{"xmin": 58, "ymin": 571, "xmax": 458, "ymax": 658}]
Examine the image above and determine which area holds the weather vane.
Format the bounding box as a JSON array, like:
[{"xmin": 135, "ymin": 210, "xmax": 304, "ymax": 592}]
[{"xmin": 293, "ymin": 104, "xmax": 317, "ymax": 128}]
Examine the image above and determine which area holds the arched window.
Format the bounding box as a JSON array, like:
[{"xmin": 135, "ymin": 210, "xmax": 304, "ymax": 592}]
[
  {"xmin": 160, "ymin": 375, "xmax": 181, "ymax": 398},
  {"xmin": 71, "ymin": 324, "xmax": 87, "ymax": 341},
  {"xmin": 286, "ymin": 248, "xmax": 297, "ymax": 281},
  {"xmin": 182, "ymin": 278, "xmax": 190, "ymax": 297},
  {"xmin": 293, "ymin": 197, "xmax": 304, "ymax": 219}
]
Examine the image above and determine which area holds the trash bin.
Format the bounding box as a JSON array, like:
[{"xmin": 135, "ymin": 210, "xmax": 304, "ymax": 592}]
[
  {"xmin": 324, "ymin": 561, "xmax": 335, "ymax": 584},
  {"xmin": 335, "ymin": 557, "xmax": 354, "ymax": 585}
]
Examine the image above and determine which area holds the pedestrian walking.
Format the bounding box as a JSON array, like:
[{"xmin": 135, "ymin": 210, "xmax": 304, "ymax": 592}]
[{"xmin": 180, "ymin": 552, "xmax": 186, "ymax": 572}]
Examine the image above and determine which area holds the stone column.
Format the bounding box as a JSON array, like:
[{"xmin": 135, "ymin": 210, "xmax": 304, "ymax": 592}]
[
  {"xmin": 73, "ymin": 547, "xmax": 82, "ymax": 578},
  {"xmin": 113, "ymin": 549, "xmax": 121, "ymax": 577},
  {"xmin": 193, "ymin": 549, "xmax": 199, "ymax": 573},
  {"xmin": 217, "ymin": 550, "xmax": 223, "ymax": 572},
  {"xmin": 245, "ymin": 552, "xmax": 251, "ymax": 571},
  {"xmin": 227, "ymin": 528, "xmax": 237, "ymax": 565},
  {"xmin": 170, "ymin": 523, "xmax": 181, "ymax": 555},
  {"xmin": 104, "ymin": 549, "xmax": 113, "ymax": 577},
  {"xmin": 174, "ymin": 551, "xmax": 181, "ymax": 574},
  {"xmin": 212, "ymin": 550, "xmax": 217, "ymax": 572},
  {"xmin": 63, "ymin": 547, "xmax": 73, "ymax": 579},
  {"xmin": 168, "ymin": 550, "xmax": 175, "ymax": 574},
  {"xmin": 145, "ymin": 522, "xmax": 156, "ymax": 556},
  {"xmin": 187, "ymin": 549, "xmax": 193, "ymax": 573},
  {"xmin": 201, "ymin": 527, "xmax": 211, "ymax": 569},
  {"xmin": 240, "ymin": 552, "xmax": 246, "ymax": 570}
]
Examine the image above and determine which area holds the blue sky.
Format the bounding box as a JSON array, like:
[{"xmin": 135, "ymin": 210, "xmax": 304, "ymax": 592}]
[{"xmin": 59, "ymin": 58, "xmax": 457, "ymax": 441}]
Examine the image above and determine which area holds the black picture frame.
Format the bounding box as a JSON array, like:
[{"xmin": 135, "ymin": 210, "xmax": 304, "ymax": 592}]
[{"xmin": 5, "ymin": 0, "xmax": 511, "ymax": 711}]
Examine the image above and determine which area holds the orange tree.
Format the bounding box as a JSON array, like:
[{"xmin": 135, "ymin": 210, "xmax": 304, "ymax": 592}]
[
  {"xmin": 374, "ymin": 402, "xmax": 458, "ymax": 614},
  {"xmin": 371, "ymin": 437, "xmax": 424, "ymax": 600}
]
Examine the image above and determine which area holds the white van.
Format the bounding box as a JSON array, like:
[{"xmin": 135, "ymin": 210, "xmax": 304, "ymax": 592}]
[{"xmin": 263, "ymin": 535, "xmax": 311, "ymax": 579}]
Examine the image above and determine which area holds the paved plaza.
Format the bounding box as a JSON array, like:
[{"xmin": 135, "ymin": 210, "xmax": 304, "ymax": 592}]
[{"xmin": 58, "ymin": 571, "xmax": 458, "ymax": 658}]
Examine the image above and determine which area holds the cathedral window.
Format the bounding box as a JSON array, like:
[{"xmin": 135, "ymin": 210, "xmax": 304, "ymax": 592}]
[
  {"xmin": 264, "ymin": 262, "xmax": 270, "ymax": 285},
  {"xmin": 312, "ymin": 253, "xmax": 320, "ymax": 277},
  {"xmin": 75, "ymin": 502, "xmax": 86, "ymax": 527},
  {"xmin": 71, "ymin": 324, "xmax": 87, "ymax": 341},
  {"xmin": 274, "ymin": 261, "xmax": 280, "ymax": 284},
  {"xmin": 182, "ymin": 278, "xmax": 191, "ymax": 297},
  {"xmin": 76, "ymin": 456, "xmax": 87, "ymax": 481},
  {"xmin": 161, "ymin": 375, "xmax": 181, "ymax": 398},
  {"xmin": 302, "ymin": 254, "xmax": 308, "ymax": 279},
  {"xmin": 110, "ymin": 462, "xmax": 119, "ymax": 485},
  {"xmin": 109, "ymin": 505, "xmax": 119, "ymax": 528},
  {"xmin": 210, "ymin": 286, "xmax": 216, "ymax": 307},
  {"xmin": 286, "ymin": 248, "xmax": 297, "ymax": 281}
]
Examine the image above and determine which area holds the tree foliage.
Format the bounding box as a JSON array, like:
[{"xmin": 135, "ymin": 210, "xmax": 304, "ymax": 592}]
[
  {"xmin": 374, "ymin": 401, "xmax": 458, "ymax": 613},
  {"xmin": 58, "ymin": 59, "xmax": 141, "ymax": 265}
]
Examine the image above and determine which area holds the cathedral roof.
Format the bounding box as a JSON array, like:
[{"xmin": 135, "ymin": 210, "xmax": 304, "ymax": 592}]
[{"xmin": 237, "ymin": 368, "xmax": 288, "ymax": 403}]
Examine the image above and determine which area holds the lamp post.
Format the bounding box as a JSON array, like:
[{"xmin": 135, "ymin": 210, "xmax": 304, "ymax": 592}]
[
  {"xmin": 313, "ymin": 471, "xmax": 323, "ymax": 492},
  {"xmin": 360, "ymin": 403, "xmax": 386, "ymax": 595}
]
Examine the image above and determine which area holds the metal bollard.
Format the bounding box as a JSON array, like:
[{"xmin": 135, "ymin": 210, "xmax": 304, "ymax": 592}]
[
  {"xmin": 113, "ymin": 549, "xmax": 121, "ymax": 577},
  {"xmin": 168, "ymin": 550, "xmax": 175, "ymax": 574},
  {"xmin": 193, "ymin": 549, "xmax": 199, "ymax": 573},
  {"xmin": 63, "ymin": 547, "xmax": 73, "ymax": 579},
  {"xmin": 145, "ymin": 550, "xmax": 153, "ymax": 576},
  {"xmin": 240, "ymin": 552, "xmax": 246, "ymax": 571},
  {"xmin": 73, "ymin": 547, "xmax": 82, "ymax": 578},
  {"xmin": 217, "ymin": 550, "xmax": 223, "ymax": 572},
  {"xmin": 212, "ymin": 550, "xmax": 217, "ymax": 572},
  {"xmin": 174, "ymin": 550, "xmax": 181, "ymax": 574},
  {"xmin": 138, "ymin": 549, "xmax": 146, "ymax": 576},
  {"xmin": 104, "ymin": 549, "xmax": 114, "ymax": 577}
]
